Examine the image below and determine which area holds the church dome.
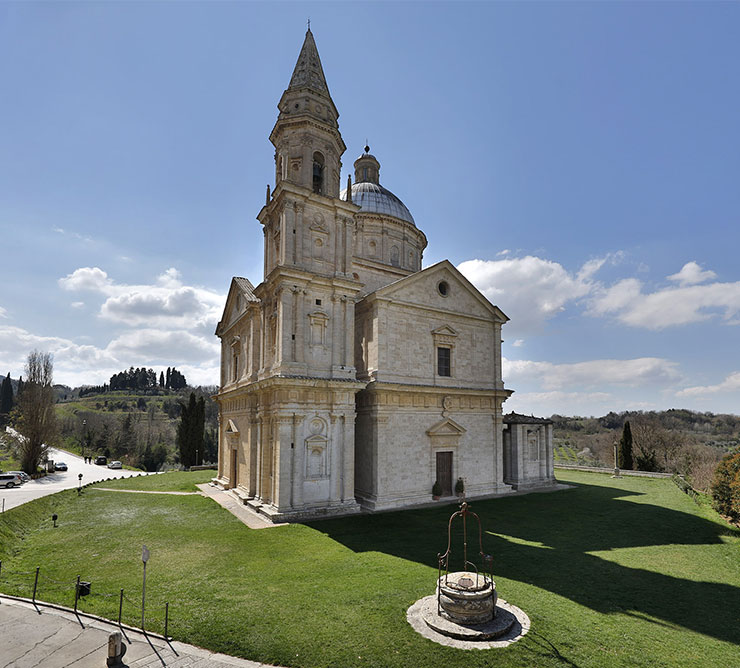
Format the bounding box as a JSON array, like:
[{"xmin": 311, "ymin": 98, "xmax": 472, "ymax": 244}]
[
  {"xmin": 341, "ymin": 181, "xmax": 416, "ymax": 225},
  {"xmin": 340, "ymin": 146, "xmax": 415, "ymax": 225}
]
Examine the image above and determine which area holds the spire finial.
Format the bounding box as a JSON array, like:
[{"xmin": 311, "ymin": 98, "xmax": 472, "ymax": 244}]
[
  {"xmin": 346, "ymin": 174, "xmax": 352, "ymax": 203},
  {"xmin": 307, "ymin": 18, "xmax": 311, "ymax": 32},
  {"xmin": 364, "ymin": 140, "xmax": 370, "ymax": 154}
]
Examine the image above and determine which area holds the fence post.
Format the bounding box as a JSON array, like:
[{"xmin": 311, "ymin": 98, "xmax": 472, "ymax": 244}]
[
  {"xmin": 74, "ymin": 575, "xmax": 80, "ymax": 613},
  {"xmin": 32, "ymin": 567, "xmax": 39, "ymax": 603},
  {"xmin": 118, "ymin": 589, "xmax": 124, "ymax": 627},
  {"xmin": 164, "ymin": 602, "xmax": 169, "ymax": 639}
]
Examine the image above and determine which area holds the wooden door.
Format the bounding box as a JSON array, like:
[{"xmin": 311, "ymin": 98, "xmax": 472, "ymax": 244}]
[{"xmin": 436, "ymin": 451, "xmax": 453, "ymax": 497}]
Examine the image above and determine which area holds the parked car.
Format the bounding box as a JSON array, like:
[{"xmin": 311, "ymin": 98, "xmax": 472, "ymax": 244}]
[
  {"xmin": 0, "ymin": 472, "xmax": 24, "ymax": 488},
  {"xmin": 8, "ymin": 471, "xmax": 31, "ymax": 483},
  {"xmin": 94, "ymin": 456, "xmax": 107, "ymax": 465},
  {"xmin": 54, "ymin": 461, "xmax": 68, "ymax": 471},
  {"xmin": 107, "ymin": 461, "xmax": 122, "ymax": 470}
]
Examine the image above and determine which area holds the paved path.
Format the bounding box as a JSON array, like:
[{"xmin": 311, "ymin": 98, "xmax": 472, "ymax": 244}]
[
  {"xmin": 0, "ymin": 445, "xmax": 152, "ymax": 512},
  {"xmin": 196, "ymin": 483, "xmax": 284, "ymax": 530},
  {"xmin": 0, "ymin": 595, "xmax": 280, "ymax": 668}
]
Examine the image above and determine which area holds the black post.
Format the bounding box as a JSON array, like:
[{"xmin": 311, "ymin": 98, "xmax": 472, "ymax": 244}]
[
  {"xmin": 164, "ymin": 602, "xmax": 169, "ymax": 639},
  {"xmin": 118, "ymin": 589, "xmax": 124, "ymax": 627},
  {"xmin": 32, "ymin": 567, "xmax": 39, "ymax": 602},
  {"xmin": 74, "ymin": 575, "xmax": 80, "ymax": 613}
]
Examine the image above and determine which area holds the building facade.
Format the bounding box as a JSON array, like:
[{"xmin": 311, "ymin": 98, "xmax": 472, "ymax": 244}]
[{"xmin": 214, "ymin": 29, "xmax": 555, "ymax": 521}]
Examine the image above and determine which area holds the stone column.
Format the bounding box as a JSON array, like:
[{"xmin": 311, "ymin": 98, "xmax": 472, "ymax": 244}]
[
  {"xmin": 291, "ymin": 414, "xmax": 304, "ymax": 508},
  {"xmin": 275, "ymin": 289, "xmax": 285, "ymax": 369},
  {"xmin": 329, "ymin": 413, "xmax": 341, "ymax": 503},
  {"xmin": 255, "ymin": 415, "xmax": 263, "ymax": 501},
  {"xmin": 216, "ymin": 412, "xmax": 223, "ymax": 478},
  {"xmin": 341, "ymin": 411, "xmax": 356, "ymax": 503},
  {"xmin": 248, "ymin": 417, "xmax": 258, "ymax": 498},
  {"xmin": 331, "ymin": 296, "xmax": 341, "ymax": 369},
  {"xmin": 295, "ymin": 203, "xmax": 305, "ymax": 267},
  {"xmin": 274, "ymin": 416, "xmax": 294, "ymax": 511},
  {"xmin": 343, "ymin": 297, "xmax": 354, "ymax": 368}
]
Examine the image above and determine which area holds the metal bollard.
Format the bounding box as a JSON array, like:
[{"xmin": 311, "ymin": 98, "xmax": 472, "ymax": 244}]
[{"xmin": 106, "ymin": 632, "xmax": 127, "ymax": 667}]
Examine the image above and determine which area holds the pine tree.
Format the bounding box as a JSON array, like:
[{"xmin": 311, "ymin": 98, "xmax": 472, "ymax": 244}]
[
  {"xmin": 0, "ymin": 372, "xmax": 13, "ymax": 425},
  {"xmin": 619, "ymin": 421, "xmax": 634, "ymax": 470}
]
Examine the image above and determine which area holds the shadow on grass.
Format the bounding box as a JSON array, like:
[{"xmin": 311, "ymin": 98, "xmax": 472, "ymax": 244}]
[{"xmin": 307, "ymin": 478, "xmax": 740, "ymax": 646}]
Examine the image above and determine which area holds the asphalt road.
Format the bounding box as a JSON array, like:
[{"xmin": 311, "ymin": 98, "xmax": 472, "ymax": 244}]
[{"xmin": 0, "ymin": 447, "xmax": 149, "ymax": 512}]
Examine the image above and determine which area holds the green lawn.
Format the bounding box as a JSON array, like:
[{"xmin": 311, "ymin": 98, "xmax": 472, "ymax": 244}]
[
  {"xmin": 1, "ymin": 470, "xmax": 738, "ymax": 668},
  {"xmin": 94, "ymin": 469, "xmax": 214, "ymax": 492}
]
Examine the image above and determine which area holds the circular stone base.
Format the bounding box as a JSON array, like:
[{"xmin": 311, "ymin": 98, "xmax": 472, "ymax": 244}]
[{"xmin": 407, "ymin": 595, "xmax": 530, "ymax": 650}]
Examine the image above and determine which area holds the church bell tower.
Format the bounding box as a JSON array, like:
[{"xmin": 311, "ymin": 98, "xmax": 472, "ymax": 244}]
[{"xmin": 215, "ymin": 28, "xmax": 364, "ymax": 522}]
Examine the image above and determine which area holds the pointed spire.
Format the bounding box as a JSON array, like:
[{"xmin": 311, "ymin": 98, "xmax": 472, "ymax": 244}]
[
  {"xmin": 288, "ymin": 28, "xmax": 330, "ymax": 95},
  {"xmin": 346, "ymin": 174, "xmax": 352, "ymax": 203}
]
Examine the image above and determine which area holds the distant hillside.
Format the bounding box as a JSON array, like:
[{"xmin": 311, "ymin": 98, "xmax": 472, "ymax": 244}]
[
  {"xmin": 552, "ymin": 409, "xmax": 740, "ymax": 489},
  {"xmin": 54, "ymin": 386, "xmax": 218, "ymax": 471}
]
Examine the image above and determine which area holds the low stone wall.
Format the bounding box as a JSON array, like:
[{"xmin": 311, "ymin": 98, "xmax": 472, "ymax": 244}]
[
  {"xmin": 189, "ymin": 465, "xmax": 217, "ymax": 472},
  {"xmin": 555, "ymin": 464, "xmax": 674, "ymax": 479}
]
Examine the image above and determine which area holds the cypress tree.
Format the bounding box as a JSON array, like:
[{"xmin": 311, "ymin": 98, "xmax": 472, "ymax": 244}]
[
  {"xmin": 159, "ymin": 371, "xmax": 165, "ymax": 388},
  {"xmin": 619, "ymin": 421, "xmax": 634, "ymax": 470},
  {"xmin": 0, "ymin": 372, "xmax": 13, "ymax": 424}
]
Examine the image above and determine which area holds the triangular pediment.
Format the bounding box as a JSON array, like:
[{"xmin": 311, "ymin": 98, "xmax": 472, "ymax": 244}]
[
  {"xmin": 215, "ymin": 277, "xmax": 260, "ymax": 336},
  {"xmin": 225, "ymin": 419, "xmax": 239, "ymax": 435},
  {"xmin": 369, "ymin": 260, "xmax": 508, "ymax": 323},
  {"xmin": 431, "ymin": 325, "xmax": 458, "ymax": 337},
  {"xmin": 427, "ymin": 417, "xmax": 467, "ymax": 437}
]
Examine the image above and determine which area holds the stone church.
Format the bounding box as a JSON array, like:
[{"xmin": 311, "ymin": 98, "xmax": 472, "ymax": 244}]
[{"xmin": 214, "ymin": 29, "xmax": 555, "ymax": 521}]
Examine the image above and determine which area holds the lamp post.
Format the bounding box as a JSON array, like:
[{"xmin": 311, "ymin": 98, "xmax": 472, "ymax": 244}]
[
  {"xmin": 78, "ymin": 473, "xmax": 83, "ymax": 496},
  {"xmin": 195, "ymin": 448, "xmax": 199, "ymax": 467},
  {"xmin": 141, "ymin": 545, "xmax": 150, "ymax": 630},
  {"xmin": 82, "ymin": 420, "xmax": 87, "ymax": 462}
]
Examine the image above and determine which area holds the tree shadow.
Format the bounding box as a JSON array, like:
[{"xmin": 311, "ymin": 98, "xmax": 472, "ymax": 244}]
[{"xmin": 307, "ymin": 479, "xmax": 740, "ymax": 645}]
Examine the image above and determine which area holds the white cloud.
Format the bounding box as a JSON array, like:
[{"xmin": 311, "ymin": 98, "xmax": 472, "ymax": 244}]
[
  {"xmin": 0, "ymin": 323, "xmax": 220, "ymax": 388},
  {"xmin": 59, "ymin": 266, "xmax": 224, "ymax": 331},
  {"xmin": 458, "ymin": 255, "xmax": 611, "ymax": 334},
  {"xmin": 512, "ymin": 339, "xmax": 524, "ymax": 348},
  {"xmin": 503, "ymin": 356, "xmax": 681, "ymax": 391},
  {"xmin": 108, "ymin": 329, "xmax": 219, "ymax": 365},
  {"xmin": 59, "ymin": 267, "xmax": 113, "ymax": 292},
  {"xmin": 71, "ymin": 302, "xmax": 85, "ymax": 309},
  {"xmin": 505, "ymin": 390, "xmax": 614, "ymax": 417},
  {"xmin": 0, "ymin": 306, "xmax": 6, "ymax": 319},
  {"xmin": 677, "ymin": 371, "xmax": 740, "ymax": 398},
  {"xmin": 589, "ymin": 275, "xmax": 740, "ymax": 330},
  {"xmin": 667, "ymin": 261, "xmax": 717, "ymax": 286}
]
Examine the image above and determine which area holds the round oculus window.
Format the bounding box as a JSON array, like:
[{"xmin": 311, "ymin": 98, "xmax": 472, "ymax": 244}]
[{"xmin": 437, "ymin": 281, "xmax": 449, "ymax": 297}]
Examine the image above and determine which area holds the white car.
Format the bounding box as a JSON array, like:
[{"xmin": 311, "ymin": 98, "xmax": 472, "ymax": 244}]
[
  {"xmin": 8, "ymin": 471, "xmax": 31, "ymax": 483},
  {"xmin": 0, "ymin": 472, "xmax": 24, "ymax": 488},
  {"xmin": 107, "ymin": 460, "xmax": 123, "ymax": 469}
]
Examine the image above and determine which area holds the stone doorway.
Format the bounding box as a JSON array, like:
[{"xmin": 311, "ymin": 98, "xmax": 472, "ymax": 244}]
[{"xmin": 436, "ymin": 451, "xmax": 453, "ymax": 497}]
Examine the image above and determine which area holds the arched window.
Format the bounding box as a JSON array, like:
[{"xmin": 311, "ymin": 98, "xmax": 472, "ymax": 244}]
[
  {"xmin": 391, "ymin": 246, "xmax": 400, "ymax": 267},
  {"xmin": 313, "ymin": 152, "xmax": 325, "ymax": 194}
]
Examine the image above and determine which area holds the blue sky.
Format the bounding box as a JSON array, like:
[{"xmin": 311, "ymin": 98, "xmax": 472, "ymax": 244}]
[{"xmin": 1, "ymin": 1, "xmax": 739, "ymax": 417}]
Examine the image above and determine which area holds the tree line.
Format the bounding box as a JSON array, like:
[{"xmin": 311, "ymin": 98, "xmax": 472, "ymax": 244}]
[{"xmin": 76, "ymin": 366, "xmax": 189, "ymax": 396}]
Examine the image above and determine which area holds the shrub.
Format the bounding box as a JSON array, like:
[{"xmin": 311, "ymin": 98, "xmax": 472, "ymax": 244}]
[
  {"xmin": 710, "ymin": 450, "xmax": 740, "ymax": 520},
  {"xmin": 432, "ymin": 480, "xmax": 442, "ymax": 497}
]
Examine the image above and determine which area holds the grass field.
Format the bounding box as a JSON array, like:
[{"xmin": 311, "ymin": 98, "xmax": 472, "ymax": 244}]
[
  {"xmin": 94, "ymin": 469, "xmax": 214, "ymax": 491},
  {"xmin": 1, "ymin": 470, "xmax": 738, "ymax": 668}
]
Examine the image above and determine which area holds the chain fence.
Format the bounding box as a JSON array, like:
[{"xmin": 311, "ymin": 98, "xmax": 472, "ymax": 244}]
[{"xmin": 0, "ymin": 561, "xmax": 171, "ymax": 638}]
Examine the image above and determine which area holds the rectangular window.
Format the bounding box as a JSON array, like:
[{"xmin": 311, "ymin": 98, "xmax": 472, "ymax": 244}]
[{"xmin": 437, "ymin": 347, "xmax": 451, "ymax": 377}]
